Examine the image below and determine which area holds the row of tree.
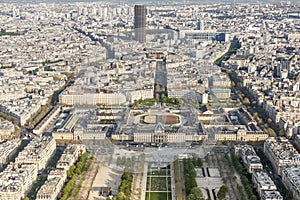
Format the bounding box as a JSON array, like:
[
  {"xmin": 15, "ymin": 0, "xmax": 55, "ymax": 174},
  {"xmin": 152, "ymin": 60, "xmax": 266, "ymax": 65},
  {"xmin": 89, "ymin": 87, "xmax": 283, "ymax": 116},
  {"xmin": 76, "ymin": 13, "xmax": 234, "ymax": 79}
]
[
  {"xmin": 214, "ymin": 36, "xmax": 241, "ymax": 66},
  {"xmin": 187, "ymin": 187, "xmax": 204, "ymax": 200},
  {"xmin": 132, "ymin": 98, "xmax": 158, "ymax": 107},
  {"xmin": 182, "ymin": 158, "xmax": 204, "ymax": 200},
  {"xmin": 116, "ymin": 156, "xmax": 137, "ymax": 172},
  {"xmin": 191, "ymin": 157, "xmax": 203, "ymax": 168},
  {"xmin": 217, "ymin": 185, "xmax": 228, "ymax": 200},
  {"xmin": 73, "ymin": 155, "xmax": 94, "ymax": 197},
  {"xmin": 27, "ymin": 103, "xmax": 52, "ymax": 129},
  {"xmin": 59, "ymin": 152, "xmax": 89, "ymax": 200},
  {"xmin": 0, "ymin": 110, "xmax": 19, "ymax": 125},
  {"xmin": 25, "ymin": 147, "xmax": 65, "ymax": 200},
  {"xmin": 224, "ymin": 152, "xmax": 255, "ymax": 200},
  {"xmin": 237, "ymin": 184, "xmax": 247, "ymax": 200},
  {"xmin": 162, "ymin": 97, "xmax": 180, "ymax": 106},
  {"xmin": 230, "ymin": 152, "xmax": 257, "ymax": 200},
  {"xmin": 114, "ymin": 171, "xmax": 133, "ymax": 200},
  {"xmin": 228, "ymin": 70, "xmax": 282, "ymax": 136}
]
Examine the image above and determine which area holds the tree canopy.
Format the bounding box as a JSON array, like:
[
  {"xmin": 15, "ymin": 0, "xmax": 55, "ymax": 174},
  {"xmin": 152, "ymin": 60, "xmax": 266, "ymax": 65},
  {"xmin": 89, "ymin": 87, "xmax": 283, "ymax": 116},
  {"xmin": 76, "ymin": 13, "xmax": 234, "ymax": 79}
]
[{"xmin": 187, "ymin": 187, "xmax": 204, "ymax": 200}]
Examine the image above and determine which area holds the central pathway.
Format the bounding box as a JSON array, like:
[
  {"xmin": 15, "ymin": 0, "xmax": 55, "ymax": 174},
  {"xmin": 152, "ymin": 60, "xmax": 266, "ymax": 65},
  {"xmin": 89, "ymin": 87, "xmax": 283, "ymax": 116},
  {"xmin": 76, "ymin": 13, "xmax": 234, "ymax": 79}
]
[
  {"xmin": 141, "ymin": 162, "xmax": 148, "ymax": 200},
  {"xmin": 170, "ymin": 161, "xmax": 176, "ymax": 200}
]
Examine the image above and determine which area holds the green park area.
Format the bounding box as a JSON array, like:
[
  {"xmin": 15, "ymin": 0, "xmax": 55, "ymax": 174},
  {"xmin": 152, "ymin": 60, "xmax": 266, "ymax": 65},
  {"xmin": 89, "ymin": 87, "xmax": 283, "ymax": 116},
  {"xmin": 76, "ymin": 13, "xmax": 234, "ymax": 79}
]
[
  {"xmin": 133, "ymin": 98, "xmax": 158, "ymax": 107},
  {"xmin": 146, "ymin": 164, "xmax": 172, "ymax": 200},
  {"xmin": 0, "ymin": 31, "xmax": 20, "ymax": 36},
  {"xmin": 182, "ymin": 158, "xmax": 204, "ymax": 200},
  {"xmin": 145, "ymin": 192, "xmax": 172, "ymax": 200},
  {"xmin": 115, "ymin": 171, "xmax": 133, "ymax": 200},
  {"xmin": 162, "ymin": 97, "xmax": 180, "ymax": 107}
]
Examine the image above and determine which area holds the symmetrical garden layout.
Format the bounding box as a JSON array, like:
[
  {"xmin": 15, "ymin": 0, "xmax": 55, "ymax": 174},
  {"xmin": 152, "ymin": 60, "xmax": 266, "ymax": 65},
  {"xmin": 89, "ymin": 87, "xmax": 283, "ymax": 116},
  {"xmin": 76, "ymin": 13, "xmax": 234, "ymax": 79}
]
[{"xmin": 146, "ymin": 163, "xmax": 172, "ymax": 200}]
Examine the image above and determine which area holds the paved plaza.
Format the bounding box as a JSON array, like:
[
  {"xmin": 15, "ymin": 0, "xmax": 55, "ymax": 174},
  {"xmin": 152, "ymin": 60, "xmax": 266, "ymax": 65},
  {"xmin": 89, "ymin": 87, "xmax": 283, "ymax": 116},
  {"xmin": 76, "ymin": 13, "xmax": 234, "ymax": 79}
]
[{"xmin": 196, "ymin": 167, "xmax": 224, "ymax": 200}]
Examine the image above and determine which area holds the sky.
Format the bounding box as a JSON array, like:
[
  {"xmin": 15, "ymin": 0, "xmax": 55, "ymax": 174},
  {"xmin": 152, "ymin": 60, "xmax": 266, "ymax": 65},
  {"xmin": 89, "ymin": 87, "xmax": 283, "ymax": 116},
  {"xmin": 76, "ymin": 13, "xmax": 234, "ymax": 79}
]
[{"xmin": 0, "ymin": 0, "xmax": 298, "ymax": 3}]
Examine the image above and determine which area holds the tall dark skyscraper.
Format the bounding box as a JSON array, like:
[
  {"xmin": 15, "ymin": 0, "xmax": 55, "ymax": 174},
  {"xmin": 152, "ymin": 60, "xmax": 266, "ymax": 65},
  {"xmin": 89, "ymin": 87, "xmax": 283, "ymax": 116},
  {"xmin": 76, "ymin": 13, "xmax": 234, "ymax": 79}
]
[{"xmin": 134, "ymin": 5, "xmax": 146, "ymax": 43}]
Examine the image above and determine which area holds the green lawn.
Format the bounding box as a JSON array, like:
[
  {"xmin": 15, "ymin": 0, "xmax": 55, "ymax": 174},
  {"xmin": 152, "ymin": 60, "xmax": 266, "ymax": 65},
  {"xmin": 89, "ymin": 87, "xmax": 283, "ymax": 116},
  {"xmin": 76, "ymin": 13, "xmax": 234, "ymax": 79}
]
[
  {"xmin": 146, "ymin": 164, "xmax": 172, "ymax": 199},
  {"xmin": 151, "ymin": 177, "xmax": 168, "ymax": 191},
  {"xmin": 145, "ymin": 192, "xmax": 172, "ymax": 200}
]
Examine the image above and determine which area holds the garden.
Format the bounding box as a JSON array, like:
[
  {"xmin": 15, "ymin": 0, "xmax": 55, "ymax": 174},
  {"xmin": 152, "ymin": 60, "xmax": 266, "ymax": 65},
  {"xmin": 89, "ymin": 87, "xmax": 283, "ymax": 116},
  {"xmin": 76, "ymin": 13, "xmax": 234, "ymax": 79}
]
[{"xmin": 146, "ymin": 164, "xmax": 172, "ymax": 200}]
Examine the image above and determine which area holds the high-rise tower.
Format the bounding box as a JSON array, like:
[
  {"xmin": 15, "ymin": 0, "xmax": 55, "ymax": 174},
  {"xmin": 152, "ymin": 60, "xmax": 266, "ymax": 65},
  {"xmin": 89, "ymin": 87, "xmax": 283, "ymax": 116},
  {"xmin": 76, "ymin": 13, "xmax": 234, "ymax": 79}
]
[{"xmin": 134, "ymin": 5, "xmax": 146, "ymax": 43}]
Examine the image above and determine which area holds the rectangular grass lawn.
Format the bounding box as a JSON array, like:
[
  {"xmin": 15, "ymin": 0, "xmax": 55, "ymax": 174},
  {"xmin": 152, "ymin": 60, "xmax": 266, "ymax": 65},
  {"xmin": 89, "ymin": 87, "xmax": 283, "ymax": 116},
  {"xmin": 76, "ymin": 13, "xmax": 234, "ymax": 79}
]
[
  {"xmin": 149, "ymin": 177, "xmax": 168, "ymax": 191},
  {"xmin": 145, "ymin": 192, "xmax": 172, "ymax": 200}
]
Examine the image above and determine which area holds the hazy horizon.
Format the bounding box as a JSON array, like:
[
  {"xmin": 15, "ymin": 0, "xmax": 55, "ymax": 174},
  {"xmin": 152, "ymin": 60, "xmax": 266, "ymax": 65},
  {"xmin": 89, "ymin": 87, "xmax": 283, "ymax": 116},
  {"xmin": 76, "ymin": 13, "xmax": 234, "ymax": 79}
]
[{"xmin": 0, "ymin": 0, "xmax": 299, "ymax": 4}]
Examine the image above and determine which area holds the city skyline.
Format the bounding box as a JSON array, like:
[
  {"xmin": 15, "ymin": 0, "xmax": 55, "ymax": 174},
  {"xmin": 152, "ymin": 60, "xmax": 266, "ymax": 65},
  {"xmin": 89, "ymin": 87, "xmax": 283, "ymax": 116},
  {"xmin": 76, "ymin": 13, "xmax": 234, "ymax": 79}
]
[{"xmin": 1, "ymin": 0, "xmax": 300, "ymax": 4}]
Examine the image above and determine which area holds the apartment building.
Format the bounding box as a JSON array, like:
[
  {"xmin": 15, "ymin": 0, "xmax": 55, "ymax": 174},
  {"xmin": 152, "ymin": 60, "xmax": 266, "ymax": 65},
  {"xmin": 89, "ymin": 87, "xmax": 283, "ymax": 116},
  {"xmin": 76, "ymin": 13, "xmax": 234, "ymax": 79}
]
[{"xmin": 264, "ymin": 137, "xmax": 300, "ymax": 175}]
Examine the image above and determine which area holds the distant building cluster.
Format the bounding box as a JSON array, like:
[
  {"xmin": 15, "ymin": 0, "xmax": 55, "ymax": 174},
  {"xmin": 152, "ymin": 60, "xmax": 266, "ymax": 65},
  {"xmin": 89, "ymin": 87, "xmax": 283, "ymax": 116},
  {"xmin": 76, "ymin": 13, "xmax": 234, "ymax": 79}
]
[
  {"xmin": 179, "ymin": 29, "xmax": 229, "ymax": 42},
  {"xmin": 57, "ymin": 49, "xmax": 226, "ymax": 107},
  {"xmin": 235, "ymin": 145, "xmax": 283, "ymax": 200},
  {"xmin": 0, "ymin": 120, "xmax": 15, "ymax": 138},
  {"xmin": 0, "ymin": 2, "xmax": 107, "ymax": 126},
  {"xmin": 0, "ymin": 0, "xmax": 238, "ymax": 131},
  {"xmin": 0, "ymin": 69, "xmax": 66, "ymax": 126},
  {"xmin": 220, "ymin": 6, "xmax": 300, "ymax": 137},
  {"xmin": 167, "ymin": 60, "xmax": 219, "ymax": 103},
  {"xmin": 0, "ymin": 3, "xmax": 106, "ymax": 68},
  {"xmin": 58, "ymin": 58, "xmax": 155, "ymax": 106}
]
